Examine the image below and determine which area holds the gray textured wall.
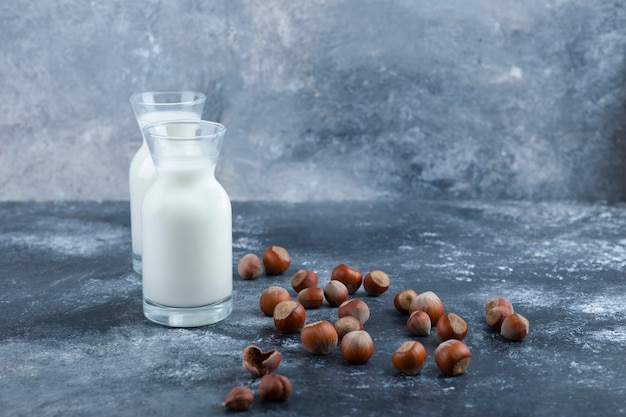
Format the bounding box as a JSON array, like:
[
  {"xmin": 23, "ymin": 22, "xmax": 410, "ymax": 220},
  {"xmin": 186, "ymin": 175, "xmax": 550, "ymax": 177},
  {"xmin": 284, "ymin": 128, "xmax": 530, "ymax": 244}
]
[{"xmin": 2, "ymin": 0, "xmax": 626, "ymax": 202}]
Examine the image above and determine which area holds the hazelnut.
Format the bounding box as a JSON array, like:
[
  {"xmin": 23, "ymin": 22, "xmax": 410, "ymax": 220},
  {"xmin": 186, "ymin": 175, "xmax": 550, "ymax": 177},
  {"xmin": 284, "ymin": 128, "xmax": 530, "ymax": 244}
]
[
  {"xmin": 485, "ymin": 297, "xmax": 514, "ymax": 315},
  {"xmin": 409, "ymin": 291, "xmax": 444, "ymax": 325},
  {"xmin": 393, "ymin": 289, "xmax": 418, "ymax": 315},
  {"xmin": 338, "ymin": 298, "xmax": 370, "ymax": 324},
  {"xmin": 242, "ymin": 345, "xmax": 281, "ymax": 376},
  {"xmin": 237, "ymin": 253, "xmax": 264, "ymax": 280},
  {"xmin": 406, "ymin": 310, "xmax": 431, "ymax": 336},
  {"xmin": 258, "ymin": 373, "xmax": 292, "ymax": 402},
  {"xmin": 323, "ymin": 280, "xmax": 349, "ymax": 307},
  {"xmin": 300, "ymin": 320, "xmax": 338, "ymax": 355},
  {"xmin": 391, "ymin": 341, "xmax": 427, "ymax": 376},
  {"xmin": 341, "ymin": 330, "xmax": 374, "ymax": 364},
  {"xmin": 501, "ymin": 313, "xmax": 529, "ymax": 341},
  {"xmin": 263, "ymin": 246, "xmax": 290, "ymax": 275},
  {"xmin": 259, "ymin": 286, "xmax": 291, "ymax": 316},
  {"xmin": 273, "ymin": 300, "xmax": 306, "ymax": 333},
  {"xmin": 434, "ymin": 339, "xmax": 472, "ymax": 377},
  {"xmin": 436, "ymin": 312, "xmax": 468, "ymax": 342},
  {"xmin": 297, "ymin": 287, "xmax": 324, "ymax": 309},
  {"xmin": 485, "ymin": 305, "xmax": 513, "ymax": 331},
  {"xmin": 363, "ymin": 270, "xmax": 390, "ymax": 296},
  {"xmin": 224, "ymin": 386, "xmax": 254, "ymax": 411},
  {"xmin": 331, "ymin": 264, "xmax": 363, "ymax": 294},
  {"xmin": 291, "ymin": 269, "xmax": 319, "ymax": 293},
  {"xmin": 334, "ymin": 316, "xmax": 364, "ymax": 340}
]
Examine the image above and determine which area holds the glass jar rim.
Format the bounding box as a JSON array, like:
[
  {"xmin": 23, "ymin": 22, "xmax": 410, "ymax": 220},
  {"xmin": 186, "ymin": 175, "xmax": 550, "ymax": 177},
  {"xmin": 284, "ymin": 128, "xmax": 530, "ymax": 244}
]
[
  {"xmin": 129, "ymin": 91, "xmax": 206, "ymax": 106},
  {"xmin": 142, "ymin": 119, "xmax": 226, "ymax": 140}
]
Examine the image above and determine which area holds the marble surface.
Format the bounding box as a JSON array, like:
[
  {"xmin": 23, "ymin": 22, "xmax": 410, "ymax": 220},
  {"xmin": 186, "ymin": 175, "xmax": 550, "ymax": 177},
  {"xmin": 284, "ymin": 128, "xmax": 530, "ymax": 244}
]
[
  {"xmin": 1, "ymin": 200, "xmax": 625, "ymax": 416},
  {"xmin": 2, "ymin": 1, "xmax": 626, "ymax": 202}
]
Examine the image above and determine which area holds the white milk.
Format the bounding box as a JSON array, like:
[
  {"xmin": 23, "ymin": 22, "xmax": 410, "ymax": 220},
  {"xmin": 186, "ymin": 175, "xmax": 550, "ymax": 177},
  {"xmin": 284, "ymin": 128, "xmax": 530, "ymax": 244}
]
[
  {"xmin": 128, "ymin": 110, "xmax": 200, "ymax": 271},
  {"xmin": 141, "ymin": 168, "xmax": 232, "ymax": 308}
]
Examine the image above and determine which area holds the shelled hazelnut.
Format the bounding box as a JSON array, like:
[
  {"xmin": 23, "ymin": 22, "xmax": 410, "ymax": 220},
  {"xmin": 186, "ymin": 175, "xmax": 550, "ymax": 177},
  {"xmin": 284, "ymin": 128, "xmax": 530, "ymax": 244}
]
[
  {"xmin": 300, "ymin": 320, "xmax": 338, "ymax": 355},
  {"xmin": 406, "ymin": 310, "xmax": 431, "ymax": 336},
  {"xmin": 334, "ymin": 316, "xmax": 363, "ymax": 340},
  {"xmin": 291, "ymin": 269, "xmax": 319, "ymax": 293},
  {"xmin": 363, "ymin": 270, "xmax": 390, "ymax": 296},
  {"xmin": 436, "ymin": 312, "xmax": 468, "ymax": 342},
  {"xmin": 273, "ymin": 300, "xmax": 306, "ymax": 333},
  {"xmin": 297, "ymin": 287, "xmax": 324, "ymax": 309},
  {"xmin": 409, "ymin": 291, "xmax": 444, "ymax": 325},
  {"xmin": 237, "ymin": 253, "xmax": 264, "ymax": 280},
  {"xmin": 259, "ymin": 286, "xmax": 291, "ymax": 316},
  {"xmin": 393, "ymin": 289, "xmax": 418, "ymax": 315},
  {"xmin": 242, "ymin": 345, "xmax": 281, "ymax": 376},
  {"xmin": 324, "ymin": 280, "xmax": 349, "ymax": 307},
  {"xmin": 434, "ymin": 339, "xmax": 472, "ymax": 377},
  {"xmin": 391, "ymin": 341, "xmax": 427, "ymax": 376},
  {"xmin": 501, "ymin": 313, "xmax": 530, "ymax": 341},
  {"xmin": 224, "ymin": 386, "xmax": 254, "ymax": 411},
  {"xmin": 258, "ymin": 373, "xmax": 292, "ymax": 401},
  {"xmin": 263, "ymin": 246, "xmax": 291, "ymax": 275},
  {"xmin": 341, "ymin": 330, "xmax": 374, "ymax": 364},
  {"xmin": 331, "ymin": 264, "xmax": 363, "ymax": 294},
  {"xmin": 338, "ymin": 298, "xmax": 370, "ymax": 324}
]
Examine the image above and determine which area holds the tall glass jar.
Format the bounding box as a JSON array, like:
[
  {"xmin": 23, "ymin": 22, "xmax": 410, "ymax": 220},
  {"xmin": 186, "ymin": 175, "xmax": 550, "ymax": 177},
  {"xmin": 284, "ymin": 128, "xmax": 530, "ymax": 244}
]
[
  {"xmin": 141, "ymin": 120, "xmax": 232, "ymax": 327},
  {"xmin": 128, "ymin": 91, "xmax": 206, "ymax": 274}
]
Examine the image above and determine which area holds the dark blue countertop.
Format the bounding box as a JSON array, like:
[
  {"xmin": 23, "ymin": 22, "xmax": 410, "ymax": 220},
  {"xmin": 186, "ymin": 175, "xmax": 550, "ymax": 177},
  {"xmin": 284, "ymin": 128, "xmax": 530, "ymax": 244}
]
[{"xmin": 1, "ymin": 200, "xmax": 625, "ymax": 416}]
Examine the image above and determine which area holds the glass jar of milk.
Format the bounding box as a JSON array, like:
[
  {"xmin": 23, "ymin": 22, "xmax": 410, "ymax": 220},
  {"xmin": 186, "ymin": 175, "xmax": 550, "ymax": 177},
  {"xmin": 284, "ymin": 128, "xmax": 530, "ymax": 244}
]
[
  {"xmin": 128, "ymin": 91, "xmax": 206, "ymax": 274},
  {"xmin": 141, "ymin": 120, "xmax": 232, "ymax": 327}
]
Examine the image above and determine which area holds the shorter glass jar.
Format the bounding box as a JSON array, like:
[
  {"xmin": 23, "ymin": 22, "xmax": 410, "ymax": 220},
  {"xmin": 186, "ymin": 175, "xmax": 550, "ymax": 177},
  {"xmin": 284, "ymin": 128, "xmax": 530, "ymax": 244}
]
[{"xmin": 141, "ymin": 120, "xmax": 232, "ymax": 327}]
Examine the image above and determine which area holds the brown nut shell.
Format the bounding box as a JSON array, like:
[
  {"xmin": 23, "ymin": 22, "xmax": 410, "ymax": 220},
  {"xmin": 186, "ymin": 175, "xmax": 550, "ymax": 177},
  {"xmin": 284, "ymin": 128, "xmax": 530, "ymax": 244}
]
[
  {"xmin": 436, "ymin": 312, "xmax": 468, "ymax": 342},
  {"xmin": 273, "ymin": 300, "xmax": 306, "ymax": 333},
  {"xmin": 300, "ymin": 320, "xmax": 338, "ymax": 355},
  {"xmin": 406, "ymin": 310, "xmax": 431, "ymax": 336},
  {"xmin": 434, "ymin": 339, "xmax": 472, "ymax": 377},
  {"xmin": 393, "ymin": 289, "xmax": 418, "ymax": 315},
  {"xmin": 501, "ymin": 313, "xmax": 529, "ymax": 341},
  {"xmin": 341, "ymin": 330, "xmax": 374, "ymax": 364},
  {"xmin": 259, "ymin": 286, "xmax": 291, "ymax": 316},
  {"xmin": 485, "ymin": 297, "xmax": 514, "ymax": 315},
  {"xmin": 331, "ymin": 264, "xmax": 363, "ymax": 294},
  {"xmin": 237, "ymin": 253, "xmax": 264, "ymax": 280},
  {"xmin": 338, "ymin": 298, "xmax": 370, "ymax": 324},
  {"xmin": 225, "ymin": 386, "xmax": 254, "ymax": 411},
  {"xmin": 291, "ymin": 269, "xmax": 319, "ymax": 293},
  {"xmin": 363, "ymin": 270, "xmax": 390, "ymax": 296},
  {"xmin": 263, "ymin": 246, "xmax": 291, "ymax": 275},
  {"xmin": 334, "ymin": 316, "xmax": 364, "ymax": 340},
  {"xmin": 242, "ymin": 345, "xmax": 282, "ymax": 376},
  {"xmin": 297, "ymin": 287, "xmax": 324, "ymax": 309},
  {"xmin": 409, "ymin": 291, "xmax": 444, "ymax": 325},
  {"xmin": 258, "ymin": 373, "xmax": 292, "ymax": 401},
  {"xmin": 391, "ymin": 341, "xmax": 427, "ymax": 375},
  {"xmin": 323, "ymin": 280, "xmax": 349, "ymax": 307},
  {"xmin": 486, "ymin": 305, "xmax": 514, "ymax": 331}
]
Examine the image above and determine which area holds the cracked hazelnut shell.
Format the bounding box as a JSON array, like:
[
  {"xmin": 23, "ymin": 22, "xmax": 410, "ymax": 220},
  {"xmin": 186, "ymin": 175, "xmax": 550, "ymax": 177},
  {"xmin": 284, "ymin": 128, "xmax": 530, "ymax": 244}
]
[{"xmin": 242, "ymin": 345, "xmax": 281, "ymax": 376}]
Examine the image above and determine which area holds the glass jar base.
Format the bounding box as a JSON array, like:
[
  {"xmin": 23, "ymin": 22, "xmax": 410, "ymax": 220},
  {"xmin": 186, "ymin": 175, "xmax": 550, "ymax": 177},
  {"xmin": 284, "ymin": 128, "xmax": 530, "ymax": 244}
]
[
  {"xmin": 132, "ymin": 253, "xmax": 142, "ymax": 274},
  {"xmin": 143, "ymin": 296, "xmax": 232, "ymax": 328}
]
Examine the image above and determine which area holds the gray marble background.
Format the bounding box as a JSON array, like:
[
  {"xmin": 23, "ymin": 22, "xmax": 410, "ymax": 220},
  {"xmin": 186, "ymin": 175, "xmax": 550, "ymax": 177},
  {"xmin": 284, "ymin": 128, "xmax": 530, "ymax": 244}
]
[{"xmin": 1, "ymin": 0, "xmax": 626, "ymax": 202}]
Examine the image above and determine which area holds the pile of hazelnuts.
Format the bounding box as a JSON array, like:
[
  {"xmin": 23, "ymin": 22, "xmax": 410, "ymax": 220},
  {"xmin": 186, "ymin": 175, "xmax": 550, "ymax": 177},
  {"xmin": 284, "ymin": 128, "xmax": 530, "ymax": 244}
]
[{"xmin": 226, "ymin": 246, "xmax": 530, "ymax": 411}]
